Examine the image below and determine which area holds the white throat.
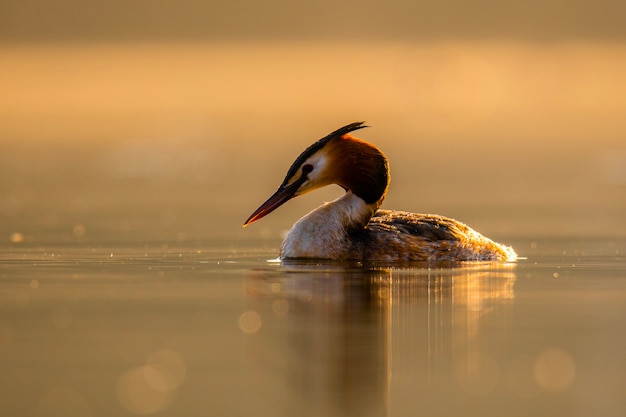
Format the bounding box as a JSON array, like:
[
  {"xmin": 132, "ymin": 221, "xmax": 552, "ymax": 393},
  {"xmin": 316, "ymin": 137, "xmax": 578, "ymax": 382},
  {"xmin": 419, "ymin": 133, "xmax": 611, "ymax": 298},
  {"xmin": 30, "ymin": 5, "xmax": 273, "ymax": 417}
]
[{"xmin": 280, "ymin": 191, "xmax": 375, "ymax": 259}]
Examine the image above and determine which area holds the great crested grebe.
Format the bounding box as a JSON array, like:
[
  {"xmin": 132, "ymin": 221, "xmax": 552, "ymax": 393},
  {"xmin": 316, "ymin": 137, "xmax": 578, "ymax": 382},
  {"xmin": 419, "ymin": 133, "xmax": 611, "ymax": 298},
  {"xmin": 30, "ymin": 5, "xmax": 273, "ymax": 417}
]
[{"xmin": 243, "ymin": 122, "xmax": 517, "ymax": 262}]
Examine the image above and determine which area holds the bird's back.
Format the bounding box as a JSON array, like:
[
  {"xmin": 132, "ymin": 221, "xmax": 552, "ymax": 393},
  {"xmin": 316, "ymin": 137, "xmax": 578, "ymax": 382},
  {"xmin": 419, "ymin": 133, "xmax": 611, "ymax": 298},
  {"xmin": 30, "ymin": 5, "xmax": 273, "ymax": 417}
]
[{"xmin": 347, "ymin": 210, "xmax": 517, "ymax": 262}]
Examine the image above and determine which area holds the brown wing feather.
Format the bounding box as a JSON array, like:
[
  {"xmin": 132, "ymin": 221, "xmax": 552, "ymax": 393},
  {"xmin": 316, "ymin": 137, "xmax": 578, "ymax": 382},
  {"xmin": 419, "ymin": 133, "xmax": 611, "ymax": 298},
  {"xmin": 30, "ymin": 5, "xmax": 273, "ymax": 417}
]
[
  {"xmin": 346, "ymin": 210, "xmax": 515, "ymax": 262},
  {"xmin": 366, "ymin": 210, "xmax": 469, "ymax": 241}
]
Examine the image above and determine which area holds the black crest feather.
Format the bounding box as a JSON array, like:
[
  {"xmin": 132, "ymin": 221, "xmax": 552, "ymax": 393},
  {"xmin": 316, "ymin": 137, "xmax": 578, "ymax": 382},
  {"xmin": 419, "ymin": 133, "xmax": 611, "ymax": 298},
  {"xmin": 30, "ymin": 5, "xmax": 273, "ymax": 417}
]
[{"xmin": 281, "ymin": 122, "xmax": 369, "ymax": 186}]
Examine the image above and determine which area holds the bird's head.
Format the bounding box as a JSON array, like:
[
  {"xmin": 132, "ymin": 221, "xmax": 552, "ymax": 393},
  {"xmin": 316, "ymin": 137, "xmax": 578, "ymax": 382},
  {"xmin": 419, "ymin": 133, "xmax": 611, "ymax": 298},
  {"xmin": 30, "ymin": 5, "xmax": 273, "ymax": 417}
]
[{"xmin": 243, "ymin": 122, "xmax": 389, "ymax": 226}]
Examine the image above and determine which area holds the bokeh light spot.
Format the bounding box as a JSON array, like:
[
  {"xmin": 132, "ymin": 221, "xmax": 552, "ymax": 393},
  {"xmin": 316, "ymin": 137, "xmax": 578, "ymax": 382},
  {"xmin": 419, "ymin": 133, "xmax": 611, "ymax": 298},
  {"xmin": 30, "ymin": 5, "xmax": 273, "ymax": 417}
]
[
  {"xmin": 272, "ymin": 299, "xmax": 290, "ymax": 316},
  {"xmin": 533, "ymin": 348, "xmax": 576, "ymax": 392},
  {"xmin": 144, "ymin": 349, "xmax": 187, "ymax": 392},
  {"xmin": 238, "ymin": 310, "xmax": 262, "ymax": 334},
  {"xmin": 10, "ymin": 232, "xmax": 25, "ymax": 243},
  {"xmin": 73, "ymin": 224, "xmax": 86, "ymax": 237},
  {"xmin": 117, "ymin": 366, "xmax": 175, "ymax": 415}
]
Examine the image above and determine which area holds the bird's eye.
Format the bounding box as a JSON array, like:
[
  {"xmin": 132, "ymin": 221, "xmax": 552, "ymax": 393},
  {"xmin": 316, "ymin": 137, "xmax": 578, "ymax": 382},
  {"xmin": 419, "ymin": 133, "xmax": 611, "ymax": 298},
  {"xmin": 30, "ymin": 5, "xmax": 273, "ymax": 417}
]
[{"xmin": 302, "ymin": 164, "xmax": 313, "ymax": 174}]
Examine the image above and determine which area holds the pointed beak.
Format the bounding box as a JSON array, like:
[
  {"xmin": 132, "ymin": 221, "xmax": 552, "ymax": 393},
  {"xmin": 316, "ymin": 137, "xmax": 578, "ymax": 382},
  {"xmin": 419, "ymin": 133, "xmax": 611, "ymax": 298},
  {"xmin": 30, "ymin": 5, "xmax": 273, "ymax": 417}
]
[{"xmin": 243, "ymin": 180, "xmax": 302, "ymax": 227}]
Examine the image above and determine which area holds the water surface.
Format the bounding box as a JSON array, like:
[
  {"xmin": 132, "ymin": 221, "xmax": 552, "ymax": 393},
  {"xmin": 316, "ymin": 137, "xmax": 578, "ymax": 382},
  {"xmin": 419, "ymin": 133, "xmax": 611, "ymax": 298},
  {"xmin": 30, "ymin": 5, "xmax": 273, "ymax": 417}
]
[{"xmin": 1, "ymin": 237, "xmax": 624, "ymax": 417}]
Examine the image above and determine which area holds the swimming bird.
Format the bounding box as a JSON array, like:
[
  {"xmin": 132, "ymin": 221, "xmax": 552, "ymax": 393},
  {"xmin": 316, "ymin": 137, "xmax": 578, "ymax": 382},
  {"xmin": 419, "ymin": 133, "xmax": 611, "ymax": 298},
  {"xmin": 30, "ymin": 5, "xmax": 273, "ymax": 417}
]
[{"xmin": 243, "ymin": 122, "xmax": 517, "ymax": 262}]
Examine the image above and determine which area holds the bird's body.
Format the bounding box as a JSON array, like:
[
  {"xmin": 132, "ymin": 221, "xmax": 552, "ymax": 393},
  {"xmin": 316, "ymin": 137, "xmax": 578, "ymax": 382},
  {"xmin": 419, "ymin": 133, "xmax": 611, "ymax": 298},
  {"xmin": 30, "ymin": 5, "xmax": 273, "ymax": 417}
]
[{"xmin": 244, "ymin": 123, "xmax": 517, "ymax": 262}]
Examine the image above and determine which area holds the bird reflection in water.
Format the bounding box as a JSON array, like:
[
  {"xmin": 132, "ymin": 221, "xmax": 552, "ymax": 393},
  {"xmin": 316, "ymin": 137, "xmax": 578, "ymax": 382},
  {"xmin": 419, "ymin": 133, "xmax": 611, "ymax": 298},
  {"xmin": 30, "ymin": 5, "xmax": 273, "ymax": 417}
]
[{"xmin": 244, "ymin": 262, "xmax": 516, "ymax": 417}]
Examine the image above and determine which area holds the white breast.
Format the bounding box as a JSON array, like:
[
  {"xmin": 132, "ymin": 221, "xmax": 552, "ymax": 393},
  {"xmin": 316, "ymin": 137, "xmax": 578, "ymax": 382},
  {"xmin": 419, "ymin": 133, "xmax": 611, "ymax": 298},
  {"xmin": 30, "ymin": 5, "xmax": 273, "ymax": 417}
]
[{"xmin": 280, "ymin": 192, "xmax": 374, "ymax": 259}]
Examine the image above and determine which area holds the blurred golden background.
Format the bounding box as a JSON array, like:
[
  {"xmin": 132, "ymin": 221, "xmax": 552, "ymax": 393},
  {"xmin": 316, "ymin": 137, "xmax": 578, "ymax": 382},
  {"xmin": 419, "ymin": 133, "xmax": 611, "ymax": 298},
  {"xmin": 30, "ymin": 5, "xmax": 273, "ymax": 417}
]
[
  {"xmin": 1, "ymin": 1, "xmax": 625, "ymax": 243},
  {"xmin": 2, "ymin": 5, "xmax": 626, "ymax": 417}
]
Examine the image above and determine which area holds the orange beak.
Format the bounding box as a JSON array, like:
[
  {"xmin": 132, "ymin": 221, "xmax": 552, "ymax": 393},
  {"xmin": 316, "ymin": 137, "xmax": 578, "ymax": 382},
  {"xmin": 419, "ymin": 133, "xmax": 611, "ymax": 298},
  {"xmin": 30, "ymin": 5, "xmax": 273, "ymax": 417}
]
[{"xmin": 243, "ymin": 179, "xmax": 303, "ymax": 226}]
